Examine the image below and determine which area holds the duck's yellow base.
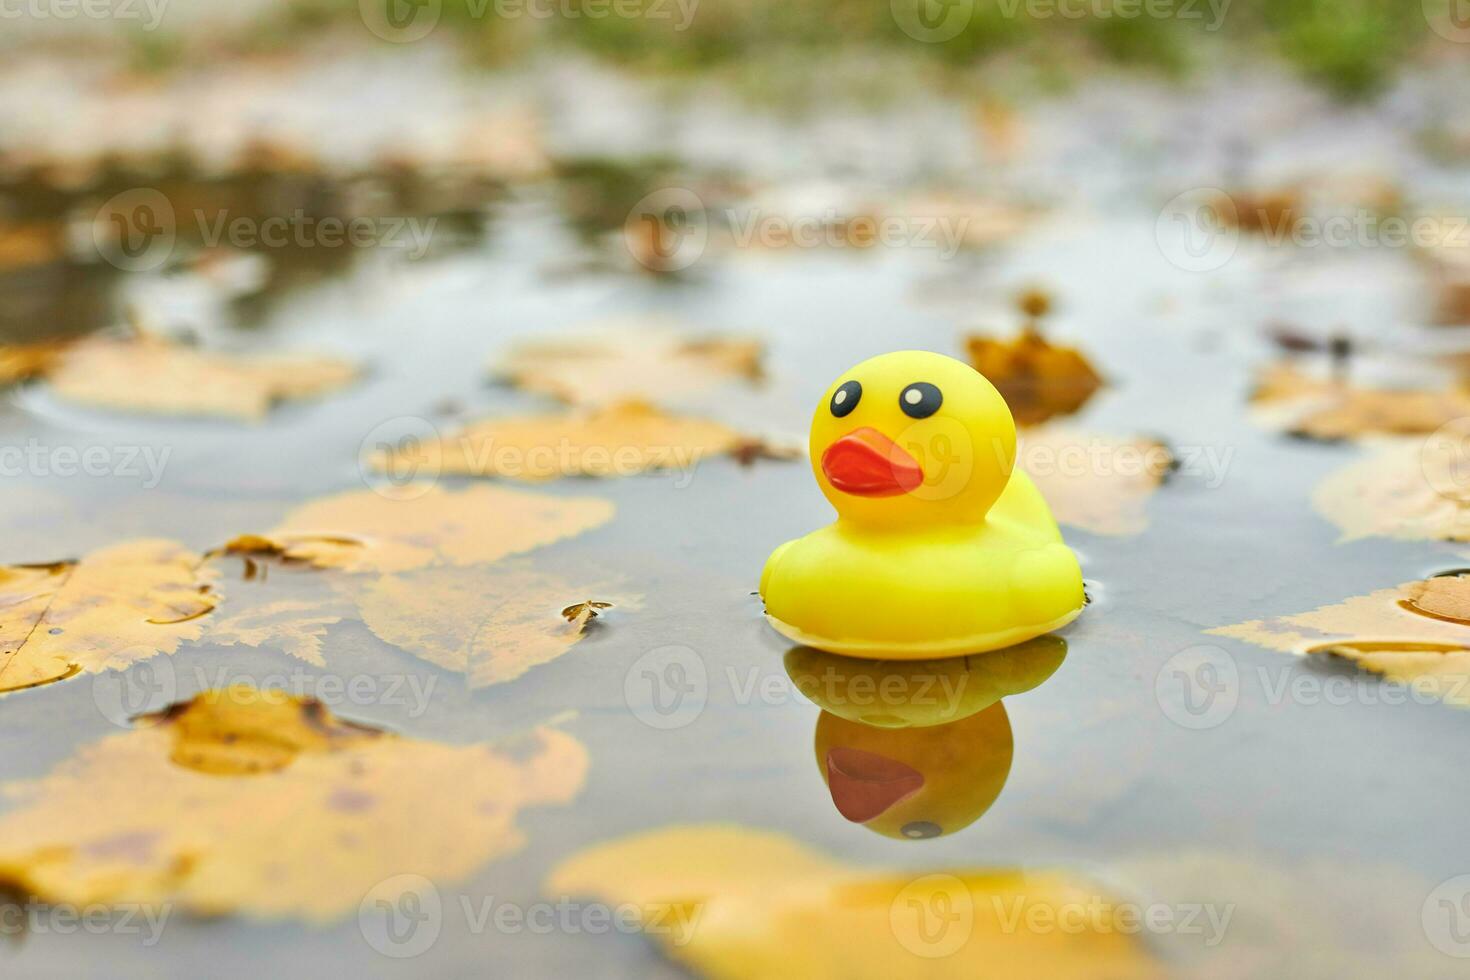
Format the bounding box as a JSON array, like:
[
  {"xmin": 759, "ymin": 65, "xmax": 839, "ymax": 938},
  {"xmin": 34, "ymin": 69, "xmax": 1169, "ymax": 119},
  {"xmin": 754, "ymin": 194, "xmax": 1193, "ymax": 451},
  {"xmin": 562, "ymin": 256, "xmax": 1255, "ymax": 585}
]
[{"xmin": 765, "ymin": 605, "xmax": 1082, "ymax": 660}]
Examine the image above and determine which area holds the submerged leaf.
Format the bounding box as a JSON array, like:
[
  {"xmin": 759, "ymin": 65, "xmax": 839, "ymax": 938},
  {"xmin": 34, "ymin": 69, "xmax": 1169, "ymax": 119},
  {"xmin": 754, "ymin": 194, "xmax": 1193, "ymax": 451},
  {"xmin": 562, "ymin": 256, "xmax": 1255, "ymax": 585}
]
[
  {"xmin": 0, "ymin": 688, "xmax": 587, "ymax": 921},
  {"xmin": 966, "ymin": 329, "xmax": 1103, "ymax": 426},
  {"xmin": 548, "ymin": 824, "xmax": 1163, "ymax": 980},
  {"xmin": 1251, "ymin": 364, "xmax": 1470, "ymax": 441},
  {"xmin": 1018, "ymin": 428, "xmax": 1173, "ymax": 536},
  {"xmin": 494, "ymin": 323, "xmax": 763, "ymax": 408},
  {"xmin": 351, "ymin": 565, "xmax": 631, "ymax": 688},
  {"xmin": 1209, "ymin": 575, "xmax": 1470, "ymax": 705},
  {"xmin": 42, "ymin": 336, "xmax": 357, "ymax": 421},
  {"xmin": 0, "ymin": 541, "xmax": 216, "ymax": 694},
  {"xmin": 1312, "ymin": 439, "xmax": 1470, "ymax": 542},
  {"xmin": 257, "ymin": 485, "xmax": 615, "ymax": 574},
  {"xmin": 377, "ymin": 401, "xmax": 786, "ymax": 481}
]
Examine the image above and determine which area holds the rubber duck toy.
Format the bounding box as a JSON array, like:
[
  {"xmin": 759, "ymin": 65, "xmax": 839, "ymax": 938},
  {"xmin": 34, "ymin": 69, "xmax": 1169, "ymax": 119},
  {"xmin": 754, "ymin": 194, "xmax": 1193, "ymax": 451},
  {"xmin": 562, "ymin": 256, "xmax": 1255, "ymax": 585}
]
[{"xmin": 760, "ymin": 350, "xmax": 1084, "ymax": 659}]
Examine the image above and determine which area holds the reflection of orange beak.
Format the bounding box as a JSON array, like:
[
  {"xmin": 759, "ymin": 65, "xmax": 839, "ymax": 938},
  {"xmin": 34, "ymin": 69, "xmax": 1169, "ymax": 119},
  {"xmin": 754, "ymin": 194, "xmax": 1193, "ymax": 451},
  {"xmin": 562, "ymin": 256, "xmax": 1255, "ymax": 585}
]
[
  {"xmin": 820, "ymin": 428, "xmax": 923, "ymax": 497},
  {"xmin": 825, "ymin": 746, "xmax": 924, "ymax": 822}
]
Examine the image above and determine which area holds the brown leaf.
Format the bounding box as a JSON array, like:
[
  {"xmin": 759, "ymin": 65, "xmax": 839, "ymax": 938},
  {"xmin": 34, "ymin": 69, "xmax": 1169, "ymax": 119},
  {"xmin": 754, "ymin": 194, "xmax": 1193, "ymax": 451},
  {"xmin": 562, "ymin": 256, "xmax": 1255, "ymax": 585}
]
[
  {"xmin": 0, "ymin": 687, "xmax": 587, "ymax": 921},
  {"xmin": 548, "ymin": 825, "xmax": 1164, "ymax": 979},
  {"xmin": 1209, "ymin": 575, "xmax": 1470, "ymax": 705},
  {"xmin": 494, "ymin": 322, "xmax": 763, "ymax": 408},
  {"xmin": 350, "ymin": 565, "xmax": 634, "ymax": 688},
  {"xmin": 377, "ymin": 401, "xmax": 788, "ymax": 481},
  {"xmin": 1018, "ymin": 428, "xmax": 1172, "ymax": 536},
  {"xmin": 42, "ymin": 335, "xmax": 357, "ymax": 421},
  {"xmin": 0, "ymin": 541, "xmax": 217, "ymax": 695},
  {"xmin": 1251, "ymin": 364, "xmax": 1470, "ymax": 441},
  {"xmin": 256, "ymin": 485, "xmax": 615, "ymax": 574},
  {"xmin": 966, "ymin": 329, "xmax": 1103, "ymax": 426},
  {"xmin": 1312, "ymin": 439, "xmax": 1470, "ymax": 542}
]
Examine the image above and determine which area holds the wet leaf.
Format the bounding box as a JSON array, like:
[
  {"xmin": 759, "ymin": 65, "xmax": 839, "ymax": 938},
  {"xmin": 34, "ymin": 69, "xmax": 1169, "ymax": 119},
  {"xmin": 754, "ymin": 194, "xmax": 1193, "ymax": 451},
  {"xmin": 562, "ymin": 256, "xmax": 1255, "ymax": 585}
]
[
  {"xmin": 1209, "ymin": 575, "xmax": 1470, "ymax": 705},
  {"xmin": 966, "ymin": 329, "xmax": 1103, "ymax": 426},
  {"xmin": 350, "ymin": 565, "xmax": 632, "ymax": 688},
  {"xmin": 255, "ymin": 485, "xmax": 615, "ymax": 574},
  {"xmin": 204, "ymin": 598, "xmax": 348, "ymax": 668},
  {"xmin": 1018, "ymin": 428, "xmax": 1173, "ymax": 536},
  {"xmin": 0, "ymin": 541, "xmax": 217, "ymax": 695},
  {"xmin": 561, "ymin": 600, "xmax": 613, "ymax": 623},
  {"xmin": 494, "ymin": 322, "xmax": 764, "ymax": 408},
  {"xmin": 548, "ymin": 824, "xmax": 1163, "ymax": 980},
  {"xmin": 1251, "ymin": 364, "xmax": 1470, "ymax": 441},
  {"xmin": 42, "ymin": 336, "xmax": 357, "ymax": 421},
  {"xmin": 1312, "ymin": 439, "xmax": 1470, "ymax": 542},
  {"xmin": 0, "ymin": 340, "xmax": 69, "ymax": 384},
  {"xmin": 0, "ymin": 688, "xmax": 586, "ymax": 922},
  {"xmin": 377, "ymin": 401, "xmax": 787, "ymax": 481}
]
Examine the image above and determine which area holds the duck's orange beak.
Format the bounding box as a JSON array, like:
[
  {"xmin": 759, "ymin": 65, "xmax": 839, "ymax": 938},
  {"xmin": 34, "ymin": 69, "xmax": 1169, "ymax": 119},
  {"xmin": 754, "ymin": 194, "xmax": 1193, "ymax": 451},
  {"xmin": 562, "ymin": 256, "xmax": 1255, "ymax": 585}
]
[
  {"xmin": 825, "ymin": 747, "xmax": 924, "ymax": 822},
  {"xmin": 821, "ymin": 428, "xmax": 924, "ymax": 497}
]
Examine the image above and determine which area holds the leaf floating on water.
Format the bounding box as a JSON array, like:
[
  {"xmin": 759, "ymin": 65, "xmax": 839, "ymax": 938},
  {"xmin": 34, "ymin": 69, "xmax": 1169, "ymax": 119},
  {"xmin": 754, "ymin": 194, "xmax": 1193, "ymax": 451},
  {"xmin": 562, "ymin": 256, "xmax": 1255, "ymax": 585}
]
[
  {"xmin": 1251, "ymin": 364, "xmax": 1470, "ymax": 441},
  {"xmin": 966, "ymin": 329, "xmax": 1103, "ymax": 427},
  {"xmin": 0, "ymin": 687, "xmax": 587, "ymax": 922},
  {"xmin": 257, "ymin": 485, "xmax": 615, "ymax": 574},
  {"xmin": 1209, "ymin": 575, "xmax": 1470, "ymax": 705},
  {"xmin": 205, "ymin": 597, "xmax": 349, "ymax": 668},
  {"xmin": 548, "ymin": 824, "xmax": 1164, "ymax": 980},
  {"xmin": 561, "ymin": 600, "xmax": 613, "ymax": 623},
  {"xmin": 1313, "ymin": 439, "xmax": 1470, "ymax": 543},
  {"xmin": 0, "ymin": 541, "xmax": 217, "ymax": 695},
  {"xmin": 351, "ymin": 566, "xmax": 634, "ymax": 688},
  {"xmin": 37, "ymin": 335, "xmax": 357, "ymax": 421},
  {"xmin": 375, "ymin": 401, "xmax": 792, "ymax": 481},
  {"xmin": 1018, "ymin": 428, "xmax": 1173, "ymax": 536},
  {"xmin": 0, "ymin": 340, "xmax": 70, "ymax": 384},
  {"xmin": 493, "ymin": 322, "xmax": 764, "ymax": 408}
]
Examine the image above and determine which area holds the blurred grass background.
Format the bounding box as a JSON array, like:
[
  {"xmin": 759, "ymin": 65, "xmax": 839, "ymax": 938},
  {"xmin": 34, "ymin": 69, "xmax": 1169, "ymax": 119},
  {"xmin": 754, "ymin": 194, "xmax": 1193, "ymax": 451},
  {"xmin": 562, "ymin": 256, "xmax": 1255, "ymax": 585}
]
[{"xmin": 198, "ymin": 0, "xmax": 1455, "ymax": 99}]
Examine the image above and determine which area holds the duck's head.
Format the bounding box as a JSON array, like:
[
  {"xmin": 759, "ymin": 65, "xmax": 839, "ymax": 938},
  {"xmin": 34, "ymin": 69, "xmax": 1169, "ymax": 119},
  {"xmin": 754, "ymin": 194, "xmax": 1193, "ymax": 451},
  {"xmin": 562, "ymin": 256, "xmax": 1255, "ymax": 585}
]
[{"xmin": 812, "ymin": 350, "xmax": 1015, "ymax": 529}]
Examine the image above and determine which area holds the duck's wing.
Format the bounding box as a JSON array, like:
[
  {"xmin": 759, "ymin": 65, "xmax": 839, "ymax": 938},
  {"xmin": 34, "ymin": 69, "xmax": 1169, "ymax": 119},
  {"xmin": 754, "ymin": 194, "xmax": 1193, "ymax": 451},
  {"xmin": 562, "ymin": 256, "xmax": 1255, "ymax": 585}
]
[{"xmin": 988, "ymin": 468, "xmax": 1064, "ymax": 542}]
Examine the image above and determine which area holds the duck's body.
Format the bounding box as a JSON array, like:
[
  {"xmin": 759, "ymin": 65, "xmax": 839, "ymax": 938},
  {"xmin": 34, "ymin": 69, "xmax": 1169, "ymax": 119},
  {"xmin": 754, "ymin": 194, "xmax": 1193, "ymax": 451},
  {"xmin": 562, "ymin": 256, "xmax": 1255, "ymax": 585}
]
[{"xmin": 760, "ymin": 351, "xmax": 1085, "ymax": 659}]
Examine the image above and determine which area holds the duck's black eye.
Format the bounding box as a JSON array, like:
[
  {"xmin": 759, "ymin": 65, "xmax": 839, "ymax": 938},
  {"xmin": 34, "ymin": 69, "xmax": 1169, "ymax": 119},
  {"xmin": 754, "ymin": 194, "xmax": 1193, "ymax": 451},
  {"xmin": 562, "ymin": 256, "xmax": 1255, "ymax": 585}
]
[
  {"xmin": 899, "ymin": 382, "xmax": 942, "ymax": 419},
  {"xmin": 830, "ymin": 380, "xmax": 861, "ymax": 418},
  {"xmin": 901, "ymin": 821, "xmax": 942, "ymax": 839}
]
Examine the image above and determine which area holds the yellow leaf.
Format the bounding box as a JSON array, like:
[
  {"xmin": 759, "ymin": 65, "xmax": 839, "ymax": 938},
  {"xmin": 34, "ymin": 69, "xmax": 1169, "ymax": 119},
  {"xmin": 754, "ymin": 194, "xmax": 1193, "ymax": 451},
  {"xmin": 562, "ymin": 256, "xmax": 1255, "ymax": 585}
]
[
  {"xmin": 1208, "ymin": 575, "xmax": 1470, "ymax": 705},
  {"xmin": 350, "ymin": 564, "xmax": 630, "ymax": 687},
  {"xmin": 256, "ymin": 485, "xmax": 615, "ymax": 574},
  {"xmin": 0, "ymin": 688, "xmax": 587, "ymax": 922},
  {"xmin": 1313, "ymin": 438, "xmax": 1470, "ymax": 542},
  {"xmin": 1251, "ymin": 364, "xmax": 1470, "ymax": 441},
  {"xmin": 966, "ymin": 330, "xmax": 1103, "ymax": 427},
  {"xmin": 204, "ymin": 597, "xmax": 347, "ymax": 667},
  {"xmin": 377, "ymin": 401, "xmax": 783, "ymax": 481},
  {"xmin": 548, "ymin": 825, "xmax": 1163, "ymax": 980},
  {"xmin": 0, "ymin": 540, "xmax": 217, "ymax": 695},
  {"xmin": 43, "ymin": 336, "xmax": 357, "ymax": 421},
  {"xmin": 0, "ymin": 340, "xmax": 69, "ymax": 384},
  {"xmin": 494, "ymin": 322, "xmax": 764, "ymax": 408},
  {"xmin": 1018, "ymin": 428, "xmax": 1172, "ymax": 536}
]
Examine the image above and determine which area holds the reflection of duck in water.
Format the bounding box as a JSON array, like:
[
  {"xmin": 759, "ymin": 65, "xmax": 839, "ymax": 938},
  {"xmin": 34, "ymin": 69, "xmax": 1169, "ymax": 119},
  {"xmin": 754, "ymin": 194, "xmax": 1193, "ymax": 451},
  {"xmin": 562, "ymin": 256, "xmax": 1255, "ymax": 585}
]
[{"xmin": 785, "ymin": 636, "xmax": 1065, "ymax": 839}]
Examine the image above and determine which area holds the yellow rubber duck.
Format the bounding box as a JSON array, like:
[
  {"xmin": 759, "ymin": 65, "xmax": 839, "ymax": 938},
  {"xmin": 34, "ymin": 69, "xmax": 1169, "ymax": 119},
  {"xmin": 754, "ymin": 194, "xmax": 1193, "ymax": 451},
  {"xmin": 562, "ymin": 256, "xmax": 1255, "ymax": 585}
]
[{"xmin": 761, "ymin": 350, "xmax": 1085, "ymax": 658}]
